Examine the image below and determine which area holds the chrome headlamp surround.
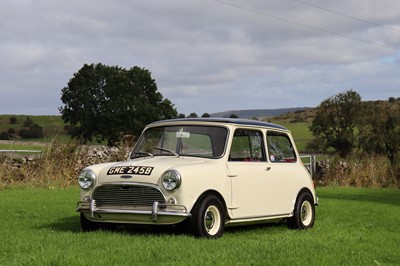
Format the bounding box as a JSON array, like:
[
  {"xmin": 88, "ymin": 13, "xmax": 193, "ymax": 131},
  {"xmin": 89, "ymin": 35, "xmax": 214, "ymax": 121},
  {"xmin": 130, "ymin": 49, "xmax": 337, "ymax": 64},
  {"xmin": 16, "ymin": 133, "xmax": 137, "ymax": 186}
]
[
  {"xmin": 161, "ymin": 170, "xmax": 182, "ymax": 191},
  {"xmin": 78, "ymin": 169, "xmax": 96, "ymax": 190}
]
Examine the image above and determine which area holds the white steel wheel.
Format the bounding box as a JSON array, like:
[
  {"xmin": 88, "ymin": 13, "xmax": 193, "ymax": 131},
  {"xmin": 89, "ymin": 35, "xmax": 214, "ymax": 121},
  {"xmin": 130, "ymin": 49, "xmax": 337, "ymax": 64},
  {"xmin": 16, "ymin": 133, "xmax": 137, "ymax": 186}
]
[
  {"xmin": 300, "ymin": 200, "xmax": 313, "ymax": 227},
  {"xmin": 288, "ymin": 191, "xmax": 315, "ymax": 229},
  {"xmin": 204, "ymin": 205, "xmax": 222, "ymax": 236},
  {"xmin": 191, "ymin": 195, "xmax": 225, "ymax": 238}
]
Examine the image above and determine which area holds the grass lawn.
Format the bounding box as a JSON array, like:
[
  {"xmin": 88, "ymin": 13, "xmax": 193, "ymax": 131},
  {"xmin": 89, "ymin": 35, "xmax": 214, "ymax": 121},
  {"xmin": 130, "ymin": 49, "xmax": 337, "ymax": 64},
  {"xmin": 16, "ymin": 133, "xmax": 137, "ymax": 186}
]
[
  {"xmin": 1, "ymin": 187, "xmax": 399, "ymax": 265},
  {"xmin": 0, "ymin": 143, "xmax": 44, "ymax": 152}
]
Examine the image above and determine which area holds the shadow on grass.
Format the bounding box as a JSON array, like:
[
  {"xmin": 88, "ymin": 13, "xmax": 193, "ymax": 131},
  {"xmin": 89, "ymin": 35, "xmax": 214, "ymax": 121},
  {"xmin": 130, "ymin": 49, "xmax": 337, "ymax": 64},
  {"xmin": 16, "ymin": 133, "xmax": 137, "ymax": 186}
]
[
  {"xmin": 44, "ymin": 215, "xmax": 288, "ymax": 237},
  {"xmin": 45, "ymin": 216, "xmax": 81, "ymax": 233}
]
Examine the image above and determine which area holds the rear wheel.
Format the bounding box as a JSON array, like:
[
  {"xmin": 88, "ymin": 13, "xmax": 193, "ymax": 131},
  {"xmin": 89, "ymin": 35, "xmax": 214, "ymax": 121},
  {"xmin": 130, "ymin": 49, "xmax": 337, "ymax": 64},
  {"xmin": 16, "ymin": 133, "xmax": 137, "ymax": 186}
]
[
  {"xmin": 191, "ymin": 195, "xmax": 225, "ymax": 238},
  {"xmin": 288, "ymin": 192, "xmax": 315, "ymax": 229}
]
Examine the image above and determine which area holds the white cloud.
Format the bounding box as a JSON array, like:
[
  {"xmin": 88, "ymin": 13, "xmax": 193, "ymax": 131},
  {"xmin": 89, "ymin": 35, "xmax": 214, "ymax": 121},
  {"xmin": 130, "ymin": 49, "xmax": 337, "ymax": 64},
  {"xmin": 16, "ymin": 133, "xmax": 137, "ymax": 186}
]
[{"xmin": 0, "ymin": 0, "xmax": 399, "ymax": 115}]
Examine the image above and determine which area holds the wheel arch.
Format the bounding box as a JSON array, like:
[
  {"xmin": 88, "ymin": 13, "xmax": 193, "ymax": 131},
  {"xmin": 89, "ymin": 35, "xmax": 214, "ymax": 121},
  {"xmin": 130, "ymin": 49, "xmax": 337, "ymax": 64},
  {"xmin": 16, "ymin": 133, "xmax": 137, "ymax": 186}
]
[
  {"xmin": 292, "ymin": 187, "xmax": 315, "ymax": 212},
  {"xmin": 191, "ymin": 190, "xmax": 229, "ymax": 217},
  {"xmin": 297, "ymin": 187, "xmax": 315, "ymax": 201}
]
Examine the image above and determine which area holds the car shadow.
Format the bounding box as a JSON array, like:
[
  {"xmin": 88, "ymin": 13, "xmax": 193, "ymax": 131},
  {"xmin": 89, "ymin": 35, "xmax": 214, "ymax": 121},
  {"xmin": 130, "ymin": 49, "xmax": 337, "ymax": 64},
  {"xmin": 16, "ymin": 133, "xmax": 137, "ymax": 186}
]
[
  {"xmin": 43, "ymin": 216, "xmax": 82, "ymax": 233},
  {"xmin": 43, "ymin": 216, "xmax": 190, "ymax": 236},
  {"xmin": 224, "ymin": 221, "xmax": 287, "ymax": 235},
  {"xmin": 43, "ymin": 215, "xmax": 288, "ymax": 237}
]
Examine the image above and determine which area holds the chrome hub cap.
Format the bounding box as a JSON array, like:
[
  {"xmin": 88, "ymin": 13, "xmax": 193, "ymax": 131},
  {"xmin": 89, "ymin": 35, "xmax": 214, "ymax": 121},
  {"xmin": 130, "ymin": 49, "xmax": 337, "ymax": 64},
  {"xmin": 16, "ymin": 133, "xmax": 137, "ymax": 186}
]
[{"xmin": 204, "ymin": 205, "xmax": 220, "ymax": 235}]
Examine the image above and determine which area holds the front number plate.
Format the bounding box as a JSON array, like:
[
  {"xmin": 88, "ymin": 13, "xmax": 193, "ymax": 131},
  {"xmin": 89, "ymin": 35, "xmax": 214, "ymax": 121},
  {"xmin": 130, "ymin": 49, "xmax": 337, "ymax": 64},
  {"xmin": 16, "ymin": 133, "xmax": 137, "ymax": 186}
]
[{"xmin": 107, "ymin": 166, "xmax": 154, "ymax": 176}]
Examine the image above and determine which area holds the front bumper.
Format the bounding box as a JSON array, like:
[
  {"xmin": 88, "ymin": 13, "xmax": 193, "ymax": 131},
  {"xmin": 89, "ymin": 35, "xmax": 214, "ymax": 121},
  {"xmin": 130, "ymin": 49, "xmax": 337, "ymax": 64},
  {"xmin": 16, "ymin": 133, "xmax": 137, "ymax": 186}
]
[{"xmin": 76, "ymin": 200, "xmax": 191, "ymax": 225}]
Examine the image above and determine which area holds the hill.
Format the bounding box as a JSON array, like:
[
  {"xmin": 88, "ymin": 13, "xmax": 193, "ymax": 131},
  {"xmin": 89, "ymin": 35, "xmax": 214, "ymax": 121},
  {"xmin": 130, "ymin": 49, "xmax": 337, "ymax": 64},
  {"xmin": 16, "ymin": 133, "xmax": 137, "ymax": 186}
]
[{"xmin": 210, "ymin": 107, "xmax": 311, "ymax": 119}]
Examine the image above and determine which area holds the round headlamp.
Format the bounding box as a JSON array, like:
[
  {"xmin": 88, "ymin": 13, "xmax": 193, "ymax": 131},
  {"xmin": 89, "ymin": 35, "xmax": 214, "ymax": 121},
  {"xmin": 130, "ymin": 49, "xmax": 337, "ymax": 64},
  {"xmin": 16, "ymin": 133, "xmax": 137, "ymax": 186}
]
[
  {"xmin": 78, "ymin": 169, "xmax": 96, "ymax": 190},
  {"xmin": 161, "ymin": 170, "xmax": 181, "ymax": 191}
]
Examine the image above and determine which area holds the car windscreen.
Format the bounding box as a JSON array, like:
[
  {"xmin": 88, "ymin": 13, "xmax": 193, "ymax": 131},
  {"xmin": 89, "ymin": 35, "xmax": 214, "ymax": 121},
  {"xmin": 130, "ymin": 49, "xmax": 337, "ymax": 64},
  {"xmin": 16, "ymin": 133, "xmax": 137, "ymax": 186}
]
[{"xmin": 132, "ymin": 125, "xmax": 228, "ymax": 159}]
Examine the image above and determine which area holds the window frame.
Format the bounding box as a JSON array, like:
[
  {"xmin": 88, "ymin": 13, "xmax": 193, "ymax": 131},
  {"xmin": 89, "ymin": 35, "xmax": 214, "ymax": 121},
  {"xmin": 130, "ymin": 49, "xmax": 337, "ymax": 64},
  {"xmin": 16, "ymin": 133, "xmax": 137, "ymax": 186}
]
[
  {"xmin": 228, "ymin": 128, "xmax": 267, "ymax": 162},
  {"xmin": 266, "ymin": 130, "xmax": 297, "ymax": 163}
]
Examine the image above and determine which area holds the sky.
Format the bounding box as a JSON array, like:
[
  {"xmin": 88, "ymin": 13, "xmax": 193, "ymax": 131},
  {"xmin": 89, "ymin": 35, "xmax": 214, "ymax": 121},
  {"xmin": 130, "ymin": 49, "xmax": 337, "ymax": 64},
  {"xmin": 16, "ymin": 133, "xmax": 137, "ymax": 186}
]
[{"xmin": 1, "ymin": 0, "xmax": 400, "ymax": 116}]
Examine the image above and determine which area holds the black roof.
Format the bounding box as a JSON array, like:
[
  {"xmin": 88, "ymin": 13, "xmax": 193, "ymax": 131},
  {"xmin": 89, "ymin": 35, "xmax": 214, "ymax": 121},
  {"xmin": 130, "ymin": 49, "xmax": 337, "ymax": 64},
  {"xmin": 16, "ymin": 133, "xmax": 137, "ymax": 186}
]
[{"xmin": 150, "ymin": 118, "xmax": 288, "ymax": 130}]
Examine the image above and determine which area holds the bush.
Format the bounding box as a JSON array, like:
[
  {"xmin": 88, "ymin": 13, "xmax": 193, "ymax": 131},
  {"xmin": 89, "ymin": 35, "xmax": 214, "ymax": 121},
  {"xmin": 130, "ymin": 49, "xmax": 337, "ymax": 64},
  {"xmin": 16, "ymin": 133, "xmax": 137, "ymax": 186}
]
[
  {"xmin": 9, "ymin": 117, "xmax": 17, "ymax": 124},
  {"xmin": 19, "ymin": 124, "xmax": 45, "ymax": 139},
  {"xmin": 23, "ymin": 116, "xmax": 34, "ymax": 127},
  {"xmin": 0, "ymin": 140, "xmax": 130, "ymax": 188},
  {"xmin": 0, "ymin": 132, "xmax": 10, "ymax": 140},
  {"xmin": 316, "ymin": 154, "xmax": 398, "ymax": 188}
]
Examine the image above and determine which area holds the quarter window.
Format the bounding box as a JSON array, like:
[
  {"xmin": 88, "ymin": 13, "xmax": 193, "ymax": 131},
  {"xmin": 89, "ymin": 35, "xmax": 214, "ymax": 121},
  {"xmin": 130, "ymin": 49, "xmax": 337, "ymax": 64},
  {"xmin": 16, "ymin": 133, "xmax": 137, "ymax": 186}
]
[
  {"xmin": 229, "ymin": 129, "xmax": 266, "ymax": 162},
  {"xmin": 267, "ymin": 131, "xmax": 297, "ymax": 163}
]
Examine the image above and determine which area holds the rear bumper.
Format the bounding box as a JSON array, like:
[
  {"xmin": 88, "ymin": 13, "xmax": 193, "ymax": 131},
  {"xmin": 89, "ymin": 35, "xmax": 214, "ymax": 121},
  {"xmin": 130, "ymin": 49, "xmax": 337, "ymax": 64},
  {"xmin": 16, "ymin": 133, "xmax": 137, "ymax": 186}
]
[{"xmin": 76, "ymin": 200, "xmax": 191, "ymax": 225}]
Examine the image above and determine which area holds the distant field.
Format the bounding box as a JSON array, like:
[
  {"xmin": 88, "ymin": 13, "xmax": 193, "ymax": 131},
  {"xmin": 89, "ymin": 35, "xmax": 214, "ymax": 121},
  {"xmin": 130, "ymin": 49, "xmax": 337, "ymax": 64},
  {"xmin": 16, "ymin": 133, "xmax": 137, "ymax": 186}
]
[
  {"xmin": 269, "ymin": 120, "xmax": 313, "ymax": 151},
  {"xmin": 0, "ymin": 114, "xmax": 315, "ymax": 151},
  {"xmin": 0, "ymin": 114, "xmax": 68, "ymax": 140}
]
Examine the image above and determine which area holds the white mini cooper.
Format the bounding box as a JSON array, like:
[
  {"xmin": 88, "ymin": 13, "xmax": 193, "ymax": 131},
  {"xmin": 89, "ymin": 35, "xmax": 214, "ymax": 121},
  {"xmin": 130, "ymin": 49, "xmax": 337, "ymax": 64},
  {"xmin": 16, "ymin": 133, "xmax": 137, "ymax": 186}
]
[{"xmin": 76, "ymin": 118, "xmax": 318, "ymax": 238}]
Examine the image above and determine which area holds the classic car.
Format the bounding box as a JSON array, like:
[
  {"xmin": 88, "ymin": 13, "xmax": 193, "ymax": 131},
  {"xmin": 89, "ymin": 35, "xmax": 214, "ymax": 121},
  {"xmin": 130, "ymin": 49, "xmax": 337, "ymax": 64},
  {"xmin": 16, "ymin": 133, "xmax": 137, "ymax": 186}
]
[{"xmin": 76, "ymin": 118, "xmax": 318, "ymax": 238}]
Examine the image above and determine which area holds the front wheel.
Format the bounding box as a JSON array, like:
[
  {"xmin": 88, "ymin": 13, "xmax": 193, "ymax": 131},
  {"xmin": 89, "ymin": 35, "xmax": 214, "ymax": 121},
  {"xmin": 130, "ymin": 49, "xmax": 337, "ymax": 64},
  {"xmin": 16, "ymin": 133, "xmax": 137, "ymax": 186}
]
[
  {"xmin": 80, "ymin": 213, "xmax": 101, "ymax": 232},
  {"xmin": 191, "ymin": 195, "xmax": 225, "ymax": 238},
  {"xmin": 288, "ymin": 192, "xmax": 315, "ymax": 229}
]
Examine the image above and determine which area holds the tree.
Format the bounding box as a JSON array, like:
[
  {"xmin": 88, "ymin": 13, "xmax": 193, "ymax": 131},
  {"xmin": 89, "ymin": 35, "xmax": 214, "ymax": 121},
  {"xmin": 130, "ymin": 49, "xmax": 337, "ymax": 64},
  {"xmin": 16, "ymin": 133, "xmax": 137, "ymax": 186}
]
[
  {"xmin": 309, "ymin": 90, "xmax": 361, "ymax": 157},
  {"xmin": 229, "ymin": 113, "xmax": 238, "ymax": 118},
  {"xmin": 186, "ymin": 113, "xmax": 198, "ymax": 118},
  {"xmin": 19, "ymin": 124, "xmax": 45, "ymax": 139},
  {"xmin": 201, "ymin": 113, "xmax": 210, "ymax": 118},
  {"xmin": 59, "ymin": 63, "xmax": 177, "ymax": 145},
  {"xmin": 23, "ymin": 116, "xmax": 33, "ymax": 127},
  {"xmin": 9, "ymin": 116, "xmax": 17, "ymax": 124},
  {"xmin": 0, "ymin": 132, "xmax": 10, "ymax": 140},
  {"xmin": 358, "ymin": 101, "xmax": 400, "ymax": 178}
]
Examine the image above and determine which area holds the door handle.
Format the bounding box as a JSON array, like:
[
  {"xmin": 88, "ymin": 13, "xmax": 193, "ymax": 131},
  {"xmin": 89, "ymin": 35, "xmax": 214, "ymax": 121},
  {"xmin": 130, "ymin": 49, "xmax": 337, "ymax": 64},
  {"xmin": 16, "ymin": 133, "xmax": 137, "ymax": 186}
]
[{"xmin": 265, "ymin": 167, "xmax": 271, "ymax": 171}]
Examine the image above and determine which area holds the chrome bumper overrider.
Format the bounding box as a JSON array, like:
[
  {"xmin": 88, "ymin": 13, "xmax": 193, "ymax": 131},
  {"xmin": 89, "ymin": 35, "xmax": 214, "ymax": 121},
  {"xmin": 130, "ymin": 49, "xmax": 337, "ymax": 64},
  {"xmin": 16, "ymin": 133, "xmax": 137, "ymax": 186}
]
[{"xmin": 76, "ymin": 199, "xmax": 191, "ymax": 223}]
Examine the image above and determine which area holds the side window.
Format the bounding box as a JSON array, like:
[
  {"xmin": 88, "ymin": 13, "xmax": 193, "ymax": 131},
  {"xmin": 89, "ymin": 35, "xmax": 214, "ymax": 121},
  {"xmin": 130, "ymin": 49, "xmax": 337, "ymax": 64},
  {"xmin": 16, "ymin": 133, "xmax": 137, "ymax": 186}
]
[
  {"xmin": 267, "ymin": 131, "xmax": 297, "ymax": 163},
  {"xmin": 229, "ymin": 129, "xmax": 266, "ymax": 162}
]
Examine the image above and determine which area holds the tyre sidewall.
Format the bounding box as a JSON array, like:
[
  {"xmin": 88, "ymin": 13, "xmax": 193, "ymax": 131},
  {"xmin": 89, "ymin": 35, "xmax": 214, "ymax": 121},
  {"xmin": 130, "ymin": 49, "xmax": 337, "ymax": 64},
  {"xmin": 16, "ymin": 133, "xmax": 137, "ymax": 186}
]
[
  {"xmin": 80, "ymin": 213, "xmax": 101, "ymax": 232},
  {"xmin": 290, "ymin": 192, "xmax": 315, "ymax": 229},
  {"xmin": 191, "ymin": 195, "xmax": 225, "ymax": 238}
]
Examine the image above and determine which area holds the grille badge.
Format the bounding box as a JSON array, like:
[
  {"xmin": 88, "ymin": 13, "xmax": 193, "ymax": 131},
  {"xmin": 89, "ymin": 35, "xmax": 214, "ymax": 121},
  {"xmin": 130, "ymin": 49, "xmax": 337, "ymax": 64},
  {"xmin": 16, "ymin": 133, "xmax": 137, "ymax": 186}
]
[{"xmin": 120, "ymin": 175, "xmax": 133, "ymax": 179}]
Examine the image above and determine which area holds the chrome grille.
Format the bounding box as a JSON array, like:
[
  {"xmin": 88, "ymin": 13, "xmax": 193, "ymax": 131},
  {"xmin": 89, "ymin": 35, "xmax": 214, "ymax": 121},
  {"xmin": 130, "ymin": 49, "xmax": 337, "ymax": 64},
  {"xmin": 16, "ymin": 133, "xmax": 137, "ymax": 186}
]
[{"xmin": 93, "ymin": 184, "xmax": 165, "ymax": 207}]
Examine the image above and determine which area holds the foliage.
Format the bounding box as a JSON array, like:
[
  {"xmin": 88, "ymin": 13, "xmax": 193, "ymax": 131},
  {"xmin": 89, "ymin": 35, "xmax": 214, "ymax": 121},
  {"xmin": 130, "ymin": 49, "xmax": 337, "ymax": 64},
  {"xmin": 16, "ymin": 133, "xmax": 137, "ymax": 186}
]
[
  {"xmin": 358, "ymin": 101, "xmax": 400, "ymax": 179},
  {"xmin": 315, "ymin": 154, "xmax": 398, "ymax": 188},
  {"xmin": 0, "ymin": 140, "xmax": 130, "ymax": 188},
  {"xmin": 0, "ymin": 132, "xmax": 11, "ymax": 140},
  {"xmin": 0, "ymin": 141, "xmax": 79, "ymax": 188},
  {"xmin": 229, "ymin": 113, "xmax": 238, "ymax": 118},
  {"xmin": 9, "ymin": 116, "xmax": 17, "ymax": 124},
  {"xmin": 59, "ymin": 63, "xmax": 177, "ymax": 145},
  {"xmin": 19, "ymin": 124, "xmax": 45, "ymax": 139},
  {"xmin": 186, "ymin": 112, "xmax": 198, "ymax": 118},
  {"xmin": 23, "ymin": 116, "xmax": 33, "ymax": 127},
  {"xmin": 0, "ymin": 187, "xmax": 399, "ymax": 265},
  {"xmin": 309, "ymin": 90, "xmax": 361, "ymax": 157},
  {"xmin": 201, "ymin": 112, "xmax": 210, "ymax": 117}
]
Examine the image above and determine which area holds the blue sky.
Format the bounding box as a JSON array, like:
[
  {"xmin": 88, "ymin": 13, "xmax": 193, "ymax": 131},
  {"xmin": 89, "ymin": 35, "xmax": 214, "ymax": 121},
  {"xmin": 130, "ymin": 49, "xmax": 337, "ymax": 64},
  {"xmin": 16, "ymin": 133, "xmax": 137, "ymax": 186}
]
[{"xmin": 1, "ymin": 0, "xmax": 399, "ymax": 116}]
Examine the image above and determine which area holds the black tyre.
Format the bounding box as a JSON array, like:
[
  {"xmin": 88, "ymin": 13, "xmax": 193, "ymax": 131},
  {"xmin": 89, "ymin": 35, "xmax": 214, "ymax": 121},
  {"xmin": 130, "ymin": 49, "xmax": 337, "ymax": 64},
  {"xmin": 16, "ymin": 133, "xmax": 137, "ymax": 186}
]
[
  {"xmin": 288, "ymin": 192, "xmax": 315, "ymax": 229},
  {"xmin": 80, "ymin": 213, "xmax": 101, "ymax": 232},
  {"xmin": 191, "ymin": 195, "xmax": 225, "ymax": 238}
]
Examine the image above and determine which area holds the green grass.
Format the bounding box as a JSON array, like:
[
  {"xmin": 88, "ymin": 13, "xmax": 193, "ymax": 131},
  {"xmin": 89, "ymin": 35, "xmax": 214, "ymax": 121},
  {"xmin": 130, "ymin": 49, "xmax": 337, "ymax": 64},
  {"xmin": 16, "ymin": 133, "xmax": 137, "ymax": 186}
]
[
  {"xmin": 0, "ymin": 143, "xmax": 44, "ymax": 151},
  {"xmin": 0, "ymin": 187, "xmax": 399, "ymax": 265}
]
